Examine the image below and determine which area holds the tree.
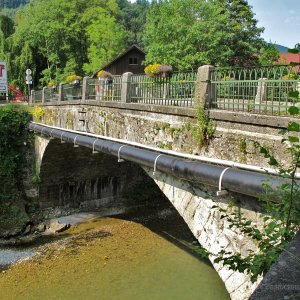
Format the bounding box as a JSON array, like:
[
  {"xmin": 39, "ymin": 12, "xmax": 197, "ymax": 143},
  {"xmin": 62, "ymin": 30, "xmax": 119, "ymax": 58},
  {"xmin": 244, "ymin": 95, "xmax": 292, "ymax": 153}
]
[
  {"xmin": 0, "ymin": 15, "xmax": 14, "ymax": 60},
  {"xmin": 143, "ymin": 0, "xmax": 264, "ymax": 70},
  {"xmin": 4, "ymin": 0, "xmax": 123, "ymax": 88},
  {"xmin": 0, "ymin": 15, "xmax": 14, "ymax": 38},
  {"xmin": 117, "ymin": 0, "xmax": 150, "ymax": 46},
  {"xmin": 83, "ymin": 7, "xmax": 127, "ymax": 73},
  {"xmin": 0, "ymin": 0, "xmax": 29, "ymax": 9},
  {"xmin": 213, "ymin": 0, "xmax": 264, "ymax": 66},
  {"xmin": 259, "ymin": 43, "xmax": 280, "ymax": 66}
]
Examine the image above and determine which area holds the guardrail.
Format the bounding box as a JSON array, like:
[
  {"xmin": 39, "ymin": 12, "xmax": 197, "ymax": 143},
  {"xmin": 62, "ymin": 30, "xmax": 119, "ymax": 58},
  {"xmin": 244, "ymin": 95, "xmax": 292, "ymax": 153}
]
[
  {"xmin": 30, "ymin": 65, "xmax": 300, "ymax": 117},
  {"xmin": 130, "ymin": 71, "xmax": 196, "ymax": 107},
  {"xmin": 86, "ymin": 76, "xmax": 122, "ymax": 102},
  {"xmin": 31, "ymin": 71, "xmax": 197, "ymax": 108},
  {"xmin": 210, "ymin": 65, "xmax": 299, "ymax": 116},
  {"xmin": 61, "ymin": 82, "xmax": 82, "ymax": 101},
  {"xmin": 32, "ymin": 89, "xmax": 43, "ymax": 103},
  {"xmin": 44, "ymin": 87, "xmax": 58, "ymax": 103}
]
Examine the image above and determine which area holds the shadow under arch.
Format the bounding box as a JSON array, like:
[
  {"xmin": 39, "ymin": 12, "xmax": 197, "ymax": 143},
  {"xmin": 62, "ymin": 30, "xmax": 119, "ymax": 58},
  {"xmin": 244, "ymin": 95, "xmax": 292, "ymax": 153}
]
[
  {"xmin": 38, "ymin": 139, "xmax": 168, "ymax": 214},
  {"xmin": 37, "ymin": 139, "xmax": 213, "ymax": 265}
]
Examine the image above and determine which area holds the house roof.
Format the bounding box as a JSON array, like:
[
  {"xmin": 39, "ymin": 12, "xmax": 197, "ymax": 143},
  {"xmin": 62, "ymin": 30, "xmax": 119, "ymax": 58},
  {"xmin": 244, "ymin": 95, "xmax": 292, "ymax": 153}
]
[
  {"xmin": 93, "ymin": 44, "xmax": 146, "ymax": 76},
  {"xmin": 279, "ymin": 52, "xmax": 300, "ymax": 71}
]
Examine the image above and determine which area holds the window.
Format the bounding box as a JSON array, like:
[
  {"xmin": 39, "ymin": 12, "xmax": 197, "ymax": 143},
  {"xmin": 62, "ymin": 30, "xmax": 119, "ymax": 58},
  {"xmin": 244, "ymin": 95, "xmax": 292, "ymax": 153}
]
[{"xmin": 129, "ymin": 57, "xmax": 138, "ymax": 65}]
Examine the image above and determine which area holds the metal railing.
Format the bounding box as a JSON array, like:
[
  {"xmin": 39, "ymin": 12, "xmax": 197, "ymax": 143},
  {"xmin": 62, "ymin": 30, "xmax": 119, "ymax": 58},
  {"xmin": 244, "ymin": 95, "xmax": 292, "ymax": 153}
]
[
  {"xmin": 130, "ymin": 71, "xmax": 196, "ymax": 107},
  {"xmin": 30, "ymin": 66, "xmax": 300, "ymax": 118},
  {"xmin": 61, "ymin": 82, "xmax": 82, "ymax": 101},
  {"xmin": 210, "ymin": 65, "xmax": 300, "ymax": 115},
  {"xmin": 86, "ymin": 76, "xmax": 122, "ymax": 101},
  {"xmin": 44, "ymin": 87, "xmax": 59, "ymax": 103},
  {"xmin": 211, "ymin": 65, "xmax": 292, "ymax": 81},
  {"xmin": 32, "ymin": 90, "xmax": 43, "ymax": 104}
]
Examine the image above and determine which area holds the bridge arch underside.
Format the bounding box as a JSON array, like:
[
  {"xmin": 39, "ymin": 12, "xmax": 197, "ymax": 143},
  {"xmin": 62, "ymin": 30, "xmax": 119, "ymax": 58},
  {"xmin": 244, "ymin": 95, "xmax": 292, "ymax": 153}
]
[
  {"xmin": 38, "ymin": 139, "xmax": 263, "ymax": 299},
  {"xmin": 38, "ymin": 139, "xmax": 167, "ymax": 215}
]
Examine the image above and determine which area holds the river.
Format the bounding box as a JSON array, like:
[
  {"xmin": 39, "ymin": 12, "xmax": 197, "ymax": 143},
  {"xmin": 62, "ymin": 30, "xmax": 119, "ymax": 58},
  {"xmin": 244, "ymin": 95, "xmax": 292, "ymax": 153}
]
[{"xmin": 0, "ymin": 204, "xmax": 230, "ymax": 300}]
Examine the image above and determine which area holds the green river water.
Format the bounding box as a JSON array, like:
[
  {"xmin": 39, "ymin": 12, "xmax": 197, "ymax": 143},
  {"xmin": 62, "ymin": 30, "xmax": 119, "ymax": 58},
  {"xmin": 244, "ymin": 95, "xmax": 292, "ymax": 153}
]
[{"xmin": 0, "ymin": 207, "xmax": 230, "ymax": 300}]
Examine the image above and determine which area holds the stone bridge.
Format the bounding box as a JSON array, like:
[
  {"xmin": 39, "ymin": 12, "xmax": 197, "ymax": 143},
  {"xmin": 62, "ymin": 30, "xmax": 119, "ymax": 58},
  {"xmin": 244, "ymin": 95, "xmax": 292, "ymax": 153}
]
[{"xmin": 28, "ymin": 66, "xmax": 299, "ymax": 300}]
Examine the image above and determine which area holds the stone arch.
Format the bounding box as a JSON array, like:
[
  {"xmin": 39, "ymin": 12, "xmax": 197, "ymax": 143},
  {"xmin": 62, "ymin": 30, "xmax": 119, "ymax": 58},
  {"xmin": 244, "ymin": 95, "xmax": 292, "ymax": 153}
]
[
  {"xmin": 37, "ymin": 138, "xmax": 167, "ymax": 217},
  {"xmin": 36, "ymin": 136, "xmax": 261, "ymax": 299}
]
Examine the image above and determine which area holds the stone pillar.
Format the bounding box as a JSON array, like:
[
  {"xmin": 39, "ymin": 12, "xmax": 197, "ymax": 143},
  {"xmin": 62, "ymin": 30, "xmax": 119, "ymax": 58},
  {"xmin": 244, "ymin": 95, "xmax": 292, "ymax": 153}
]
[
  {"xmin": 42, "ymin": 87, "xmax": 46, "ymax": 105},
  {"xmin": 121, "ymin": 72, "xmax": 133, "ymax": 103},
  {"xmin": 58, "ymin": 83, "xmax": 63, "ymax": 104},
  {"xmin": 255, "ymin": 78, "xmax": 267, "ymax": 105},
  {"xmin": 81, "ymin": 76, "xmax": 90, "ymax": 103},
  {"xmin": 195, "ymin": 65, "xmax": 215, "ymax": 109}
]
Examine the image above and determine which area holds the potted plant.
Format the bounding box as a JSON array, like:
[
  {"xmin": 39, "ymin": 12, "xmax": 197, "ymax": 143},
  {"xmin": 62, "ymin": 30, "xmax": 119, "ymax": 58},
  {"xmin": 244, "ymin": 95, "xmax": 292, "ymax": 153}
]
[
  {"xmin": 66, "ymin": 74, "xmax": 82, "ymax": 85},
  {"xmin": 47, "ymin": 81, "xmax": 57, "ymax": 91},
  {"xmin": 144, "ymin": 64, "xmax": 173, "ymax": 78},
  {"xmin": 97, "ymin": 70, "xmax": 113, "ymax": 81}
]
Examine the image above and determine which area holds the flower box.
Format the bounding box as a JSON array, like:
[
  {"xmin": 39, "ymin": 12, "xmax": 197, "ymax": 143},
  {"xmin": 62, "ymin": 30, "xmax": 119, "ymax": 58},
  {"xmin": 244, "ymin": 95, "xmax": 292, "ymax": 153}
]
[
  {"xmin": 66, "ymin": 74, "xmax": 82, "ymax": 85},
  {"xmin": 144, "ymin": 64, "xmax": 173, "ymax": 78},
  {"xmin": 97, "ymin": 70, "xmax": 113, "ymax": 81}
]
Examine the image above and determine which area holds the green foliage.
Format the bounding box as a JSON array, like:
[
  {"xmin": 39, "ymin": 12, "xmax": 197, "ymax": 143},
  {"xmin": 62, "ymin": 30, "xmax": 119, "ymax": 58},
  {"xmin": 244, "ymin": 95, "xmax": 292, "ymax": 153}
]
[
  {"xmin": 259, "ymin": 43, "xmax": 280, "ymax": 66},
  {"xmin": 191, "ymin": 106, "xmax": 215, "ymax": 146},
  {"xmin": 214, "ymin": 45, "xmax": 300, "ymax": 282},
  {"xmin": 157, "ymin": 141, "xmax": 172, "ymax": 150},
  {"xmin": 83, "ymin": 7, "xmax": 127, "ymax": 73},
  {"xmin": 239, "ymin": 138, "xmax": 247, "ymax": 163},
  {"xmin": 191, "ymin": 240, "xmax": 209, "ymax": 259},
  {"xmin": 117, "ymin": 0, "xmax": 150, "ymax": 46},
  {"xmin": 213, "ymin": 205, "xmax": 292, "ymax": 282},
  {"xmin": 143, "ymin": 0, "xmax": 264, "ymax": 69},
  {"xmin": 0, "ymin": 0, "xmax": 29, "ymax": 9},
  {"xmin": 2, "ymin": 0, "xmax": 134, "ymax": 90},
  {"xmin": 0, "ymin": 104, "xmax": 32, "ymax": 233},
  {"xmin": 0, "ymin": 105, "xmax": 31, "ymax": 204},
  {"xmin": 31, "ymin": 174, "xmax": 40, "ymax": 184},
  {"xmin": 31, "ymin": 106, "xmax": 44, "ymax": 122}
]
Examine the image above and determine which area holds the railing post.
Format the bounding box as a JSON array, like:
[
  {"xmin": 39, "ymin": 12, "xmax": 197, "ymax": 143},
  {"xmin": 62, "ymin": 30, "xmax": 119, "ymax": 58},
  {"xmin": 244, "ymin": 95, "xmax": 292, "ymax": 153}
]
[
  {"xmin": 121, "ymin": 72, "xmax": 133, "ymax": 103},
  {"xmin": 30, "ymin": 89, "xmax": 34, "ymax": 105},
  {"xmin": 163, "ymin": 78, "xmax": 169, "ymax": 101},
  {"xmin": 255, "ymin": 78, "xmax": 267, "ymax": 105},
  {"xmin": 58, "ymin": 83, "xmax": 63, "ymax": 104},
  {"xmin": 195, "ymin": 65, "xmax": 215, "ymax": 109},
  {"xmin": 81, "ymin": 76, "xmax": 89, "ymax": 103},
  {"xmin": 42, "ymin": 87, "xmax": 46, "ymax": 105}
]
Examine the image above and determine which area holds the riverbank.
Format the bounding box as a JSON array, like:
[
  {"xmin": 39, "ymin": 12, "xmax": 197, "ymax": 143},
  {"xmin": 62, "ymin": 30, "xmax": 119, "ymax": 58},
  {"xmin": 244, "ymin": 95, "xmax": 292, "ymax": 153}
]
[{"xmin": 0, "ymin": 206, "xmax": 230, "ymax": 300}]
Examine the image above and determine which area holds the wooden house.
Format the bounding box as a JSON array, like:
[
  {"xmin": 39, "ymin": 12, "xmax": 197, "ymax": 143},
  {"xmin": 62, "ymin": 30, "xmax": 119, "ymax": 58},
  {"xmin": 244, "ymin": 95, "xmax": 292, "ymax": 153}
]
[{"xmin": 94, "ymin": 45, "xmax": 146, "ymax": 76}]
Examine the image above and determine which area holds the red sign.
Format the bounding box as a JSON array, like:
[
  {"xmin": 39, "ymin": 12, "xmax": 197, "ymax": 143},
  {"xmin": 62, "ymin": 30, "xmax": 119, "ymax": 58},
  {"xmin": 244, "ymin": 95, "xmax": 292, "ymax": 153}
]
[{"xmin": 0, "ymin": 64, "xmax": 5, "ymax": 77}]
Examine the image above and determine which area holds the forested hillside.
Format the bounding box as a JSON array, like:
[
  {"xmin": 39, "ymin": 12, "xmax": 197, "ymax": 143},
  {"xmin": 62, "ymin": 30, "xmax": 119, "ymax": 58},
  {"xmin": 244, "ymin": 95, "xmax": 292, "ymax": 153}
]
[
  {"xmin": 0, "ymin": 0, "xmax": 29, "ymax": 9},
  {"xmin": 0, "ymin": 0, "xmax": 265, "ymax": 92}
]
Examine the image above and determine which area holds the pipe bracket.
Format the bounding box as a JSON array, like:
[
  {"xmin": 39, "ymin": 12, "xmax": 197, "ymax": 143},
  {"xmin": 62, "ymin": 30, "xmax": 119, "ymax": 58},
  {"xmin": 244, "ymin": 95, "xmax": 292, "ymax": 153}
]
[
  {"xmin": 217, "ymin": 167, "xmax": 230, "ymax": 196},
  {"xmin": 92, "ymin": 139, "xmax": 98, "ymax": 154},
  {"xmin": 118, "ymin": 145, "xmax": 127, "ymax": 162},
  {"xmin": 153, "ymin": 154, "xmax": 163, "ymax": 176},
  {"xmin": 73, "ymin": 135, "xmax": 79, "ymax": 148},
  {"xmin": 60, "ymin": 132, "xmax": 65, "ymax": 144},
  {"xmin": 32, "ymin": 124, "xmax": 37, "ymax": 133},
  {"xmin": 49, "ymin": 129, "xmax": 55, "ymax": 140}
]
